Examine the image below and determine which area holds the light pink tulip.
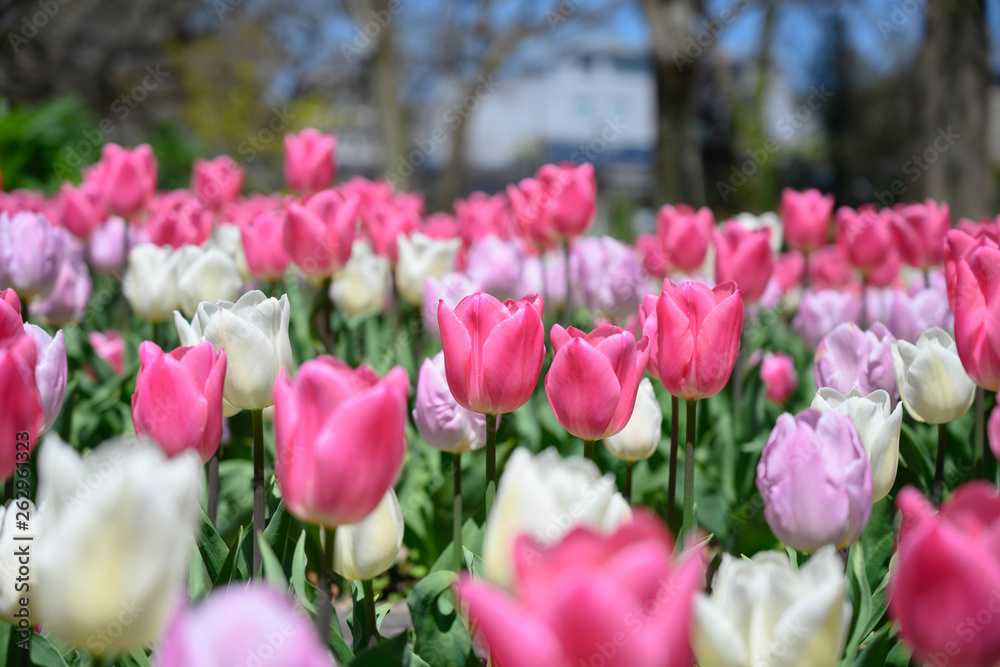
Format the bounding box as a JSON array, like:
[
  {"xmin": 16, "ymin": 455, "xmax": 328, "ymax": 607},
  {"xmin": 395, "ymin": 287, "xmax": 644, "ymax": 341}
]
[{"xmin": 545, "ymin": 324, "xmax": 650, "ymax": 440}]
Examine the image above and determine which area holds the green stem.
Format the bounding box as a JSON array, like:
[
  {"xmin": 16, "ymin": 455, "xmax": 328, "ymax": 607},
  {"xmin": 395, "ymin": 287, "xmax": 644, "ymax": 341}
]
[
  {"xmin": 251, "ymin": 409, "xmax": 265, "ymax": 577},
  {"xmin": 485, "ymin": 414, "xmax": 497, "ymax": 517},
  {"xmin": 624, "ymin": 462, "xmax": 633, "ymax": 505},
  {"xmin": 683, "ymin": 399, "xmax": 698, "ymax": 537},
  {"xmin": 933, "ymin": 422, "xmax": 947, "ymax": 506},
  {"xmin": 583, "ymin": 440, "xmax": 595, "ymax": 460},
  {"xmin": 975, "ymin": 386, "xmax": 985, "ymax": 478},
  {"xmin": 667, "ymin": 395, "xmax": 679, "ymax": 532},
  {"xmin": 315, "ymin": 527, "xmax": 335, "ymax": 641},
  {"xmin": 362, "ymin": 579, "xmax": 379, "ymax": 647},
  {"xmin": 453, "ymin": 452, "xmax": 463, "ymax": 571},
  {"xmin": 207, "ymin": 447, "xmax": 220, "ymax": 527}
]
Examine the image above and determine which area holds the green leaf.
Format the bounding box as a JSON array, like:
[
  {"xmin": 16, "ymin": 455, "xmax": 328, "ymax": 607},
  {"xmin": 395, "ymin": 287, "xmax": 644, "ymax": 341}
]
[
  {"xmin": 462, "ymin": 547, "xmax": 484, "ymax": 579},
  {"xmin": 407, "ymin": 570, "xmax": 478, "ymax": 667},
  {"xmin": 291, "ymin": 531, "xmax": 314, "ymax": 612},
  {"xmin": 28, "ymin": 634, "xmax": 69, "ymax": 667},
  {"xmin": 126, "ymin": 648, "xmax": 152, "ymax": 666},
  {"xmin": 350, "ymin": 632, "xmax": 408, "ymax": 667},
  {"xmin": 348, "ymin": 581, "xmax": 370, "ymax": 653},
  {"xmin": 258, "ymin": 534, "xmax": 288, "ymax": 591},
  {"xmin": 262, "ymin": 501, "xmax": 292, "ymax": 566},
  {"xmin": 843, "ymin": 542, "xmax": 874, "ymax": 662},
  {"xmin": 197, "ymin": 511, "xmax": 228, "ymax": 584},
  {"xmin": 215, "ymin": 526, "xmax": 246, "ymax": 585},
  {"xmin": 848, "ymin": 623, "xmax": 890, "ymax": 667}
]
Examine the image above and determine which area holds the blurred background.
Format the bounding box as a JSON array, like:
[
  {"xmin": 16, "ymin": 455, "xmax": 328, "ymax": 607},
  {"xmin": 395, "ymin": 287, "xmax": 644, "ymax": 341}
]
[{"xmin": 1, "ymin": 0, "xmax": 998, "ymax": 235}]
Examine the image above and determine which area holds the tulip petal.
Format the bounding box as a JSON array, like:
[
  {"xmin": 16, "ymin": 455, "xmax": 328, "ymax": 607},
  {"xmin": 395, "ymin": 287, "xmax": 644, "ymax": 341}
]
[
  {"xmin": 482, "ymin": 303, "xmax": 544, "ymax": 414},
  {"xmin": 546, "ymin": 340, "xmax": 620, "ymax": 440},
  {"xmin": 693, "ymin": 596, "xmax": 749, "ymax": 667}
]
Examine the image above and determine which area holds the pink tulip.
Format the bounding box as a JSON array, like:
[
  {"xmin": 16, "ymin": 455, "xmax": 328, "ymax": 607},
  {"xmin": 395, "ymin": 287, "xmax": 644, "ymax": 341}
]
[
  {"xmin": 889, "ymin": 483, "xmax": 1000, "ymax": 667},
  {"xmin": 464, "ymin": 236, "xmax": 525, "ymax": 301},
  {"xmin": 132, "ymin": 341, "xmax": 226, "ymax": 462},
  {"xmin": 239, "ymin": 210, "xmax": 289, "ymax": 280},
  {"xmin": 456, "ymin": 511, "xmax": 704, "ymax": 667},
  {"xmin": 361, "ymin": 200, "xmax": 420, "ymax": 262},
  {"xmin": 438, "ymin": 292, "xmax": 545, "ymax": 415},
  {"xmin": 807, "ymin": 244, "xmax": 854, "ymax": 290},
  {"xmin": 508, "ymin": 163, "xmax": 596, "ymax": 244},
  {"xmin": 284, "ymin": 191, "xmax": 359, "ymax": 277},
  {"xmin": 0, "ymin": 334, "xmax": 42, "ymax": 480},
  {"xmin": 58, "ymin": 180, "xmax": 106, "ymax": 238},
  {"xmin": 714, "ymin": 221, "xmax": 774, "ymax": 304},
  {"xmin": 273, "ymin": 357, "xmax": 409, "ymax": 527},
  {"xmin": 146, "ymin": 191, "xmax": 213, "ymax": 248},
  {"xmin": 780, "ymin": 187, "xmax": 834, "ymax": 252},
  {"xmin": 957, "ymin": 216, "xmax": 1000, "ymax": 242},
  {"xmin": 0, "ymin": 212, "xmax": 67, "ymax": 302},
  {"xmin": 835, "ymin": 205, "xmax": 900, "ymax": 286},
  {"xmin": 642, "ymin": 280, "xmax": 744, "ymax": 400},
  {"xmin": 88, "ymin": 330, "xmax": 125, "ymax": 375},
  {"xmin": 990, "ymin": 406, "xmax": 1000, "ymax": 461},
  {"xmin": 545, "ymin": 324, "xmax": 650, "ymax": 440},
  {"xmin": 94, "ymin": 143, "xmax": 157, "ymax": 217},
  {"xmin": 29, "ymin": 252, "xmax": 91, "ymax": 326},
  {"xmin": 155, "ymin": 585, "xmax": 331, "ymax": 667},
  {"xmin": 814, "ymin": 321, "xmax": 897, "ymax": 402},
  {"xmin": 945, "ymin": 228, "xmax": 999, "ymax": 311},
  {"xmin": 284, "ymin": 129, "xmax": 336, "ymax": 194},
  {"xmin": 760, "ymin": 352, "xmax": 798, "ymax": 404},
  {"xmin": 655, "ymin": 204, "xmax": 714, "ymax": 274},
  {"xmin": 422, "ymin": 272, "xmax": 479, "ymax": 339},
  {"xmin": 0, "ymin": 289, "xmax": 22, "ymax": 343},
  {"xmin": 454, "ymin": 191, "xmax": 513, "ymax": 244},
  {"xmin": 954, "ymin": 245, "xmax": 1000, "ymax": 391},
  {"xmin": 891, "ymin": 199, "xmax": 950, "ymax": 269},
  {"xmin": 86, "ymin": 216, "xmax": 128, "ymax": 273},
  {"xmin": 635, "ymin": 233, "xmax": 667, "ymax": 279},
  {"xmin": 192, "ymin": 156, "xmax": 243, "ymax": 210}
]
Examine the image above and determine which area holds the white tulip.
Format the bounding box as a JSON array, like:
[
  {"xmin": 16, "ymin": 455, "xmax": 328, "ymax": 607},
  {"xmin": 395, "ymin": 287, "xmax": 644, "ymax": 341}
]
[
  {"xmin": 811, "ymin": 387, "xmax": 902, "ymax": 501},
  {"xmin": 481, "ymin": 447, "xmax": 631, "ymax": 590},
  {"xmin": 123, "ymin": 243, "xmax": 180, "ymax": 322},
  {"xmin": 329, "ymin": 241, "xmax": 390, "ymax": 318},
  {"xmin": 395, "ymin": 233, "xmax": 461, "ymax": 306},
  {"xmin": 0, "ymin": 500, "xmax": 41, "ymax": 624},
  {"xmin": 174, "ymin": 290, "xmax": 293, "ymax": 414},
  {"xmin": 604, "ymin": 377, "xmax": 662, "ymax": 463},
  {"xmin": 693, "ymin": 546, "xmax": 852, "ymax": 667},
  {"xmin": 732, "ymin": 211, "xmax": 783, "ymax": 254},
  {"xmin": 174, "ymin": 245, "xmax": 243, "ymax": 318},
  {"xmin": 332, "ymin": 489, "xmax": 404, "ymax": 581},
  {"xmin": 892, "ymin": 327, "xmax": 976, "ymax": 424},
  {"xmin": 35, "ymin": 435, "xmax": 201, "ymax": 655},
  {"xmin": 205, "ymin": 222, "xmax": 252, "ymax": 282}
]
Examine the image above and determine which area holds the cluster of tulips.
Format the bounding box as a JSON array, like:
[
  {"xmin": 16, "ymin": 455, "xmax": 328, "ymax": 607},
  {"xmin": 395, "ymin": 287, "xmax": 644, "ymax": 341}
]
[{"xmin": 2, "ymin": 125, "xmax": 1000, "ymax": 667}]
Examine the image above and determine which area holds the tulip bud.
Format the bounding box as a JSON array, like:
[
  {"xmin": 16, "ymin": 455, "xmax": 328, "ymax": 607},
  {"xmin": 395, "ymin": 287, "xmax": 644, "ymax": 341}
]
[
  {"xmin": 760, "ymin": 352, "xmax": 798, "ymax": 404},
  {"xmin": 86, "ymin": 216, "xmax": 128, "ymax": 274},
  {"xmin": 395, "ymin": 232, "xmax": 460, "ymax": 306},
  {"xmin": 146, "ymin": 191, "xmax": 213, "ymax": 248},
  {"xmin": 35, "ymin": 435, "xmax": 201, "ymax": 655},
  {"xmin": 175, "ymin": 291, "xmax": 293, "ymax": 414},
  {"xmin": 954, "ymin": 245, "xmax": 1000, "ymax": 391},
  {"xmin": 93, "ymin": 143, "xmax": 156, "ymax": 217},
  {"xmin": 655, "ymin": 204, "xmax": 714, "ymax": 273},
  {"xmin": 604, "ymin": 377, "xmax": 662, "ymax": 463},
  {"xmin": 58, "ymin": 180, "xmax": 106, "ymax": 239},
  {"xmin": 757, "ymin": 409, "xmax": 873, "ymax": 552},
  {"xmin": 545, "ymin": 324, "xmax": 650, "ymax": 441},
  {"xmin": 693, "ymin": 546, "xmax": 851, "ymax": 667},
  {"xmin": 329, "ymin": 240, "xmax": 391, "ymax": 318},
  {"xmin": 481, "ymin": 447, "xmax": 631, "ymax": 590},
  {"xmin": 191, "ymin": 155, "xmax": 243, "ymax": 210},
  {"xmin": 174, "ymin": 245, "xmax": 243, "ymax": 319},
  {"xmin": 412, "ymin": 352, "xmax": 488, "ymax": 454},
  {"xmin": 835, "ymin": 205, "xmax": 900, "ymax": 286},
  {"xmin": 714, "ymin": 221, "xmax": 774, "ymax": 305},
  {"xmin": 154, "ymin": 585, "xmax": 331, "ymax": 667},
  {"xmin": 892, "ymin": 327, "xmax": 976, "ymax": 424},
  {"xmin": 284, "ymin": 191, "xmax": 359, "ymax": 277},
  {"xmin": 438, "ymin": 292, "xmax": 545, "ymax": 415},
  {"xmin": 780, "ymin": 187, "xmax": 834, "ymax": 253},
  {"xmin": 0, "ymin": 335, "xmax": 43, "ymax": 478},
  {"xmin": 284, "ymin": 129, "xmax": 336, "ymax": 194},
  {"xmin": 239, "ymin": 211, "xmax": 290, "ymax": 281},
  {"xmin": 332, "ymin": 488, "xmax": 404, "ymax": 581},
  {"xmin": 88, "ymin": 330, "xmax": 125, "ymax": 375},
  {"xmin": 732, "ymin": 210, "xmax": 784, "ymax": 254},
  {"xmin": 273, "ymin": 357, "xmax": 409, "ymax": 528},
  {"xmin": 811, "ymin": 387, "xmax": 902, "ymax": 501},
  {"xmin": 124, "ymin": 244, "xmax": 182, "ymax": 323}
]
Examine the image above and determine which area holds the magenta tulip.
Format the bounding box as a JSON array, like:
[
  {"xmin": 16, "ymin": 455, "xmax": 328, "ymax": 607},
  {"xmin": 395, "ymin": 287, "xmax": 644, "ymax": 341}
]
[
  {"xmin": 284, "ymin": 191, "xmax": 359, "ymax": 277},
  {"xmin": 146, "ymin": 191, "xmax": 212, "ymax": 248},
  {"xmin": 954, "ymin": 245, "xmax": 1000, "ymax": 391},
  {"xmin": 642, "ymin": 280, "xmax": 744, "ymax": 400},
  {"xmin": 835, "ymin": 205, "xmax": 900, "ymax": 286},
  {"xmin": 714, "ymin": 221, "xmax": 774, "ymax": 305},
  {"xmin": 456, "ymin": 511, "xmax": 704, "ymax": 667},
  {"xmin": 892, "ymin": 199, "xmax": 950, "ymax": 269},
  {"xmin": 273, "ymin": 357, "xmax": 409, "ymax": 527},
  {"xmin": 889, "ymin": 483, "xmax": 1000, "ymax": 667},
  {"xmin": 58, "ymin": 180, "xmax": 106, "ymax": 239},
  {"xmin": 284, "ymin": 129, "xmax": 336, "ymax": 194},
  {"xmin": 780, "ymin": 187, "xmax": 834, "ymax": 253},
  {"xmin": 655, "ymin": 204, "xmax": 714, "ymax": 274},
  {"xmin": 93, "ymin": 143, "xmax": 156, "ymax": 217},
  {"xmin": 545, "ymin": 324, "xmax": 650, "ymax": 440},
  {"xmin": 132, "ymin": 341, "xmax": 227, "ymax": 462},
  {"xmin": 437, "ymin": 292, "xmax": 545, "ymax": 415}
]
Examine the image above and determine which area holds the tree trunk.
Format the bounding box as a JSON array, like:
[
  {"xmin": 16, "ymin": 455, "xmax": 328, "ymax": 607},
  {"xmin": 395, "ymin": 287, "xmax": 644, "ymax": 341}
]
[
  {"xmin": 372, "ymin": 7, "xmax": 408, "ymax": 190},
  {"xmin": 918, "ymin": 0, "xmax": 988, "ymax": 218}
]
